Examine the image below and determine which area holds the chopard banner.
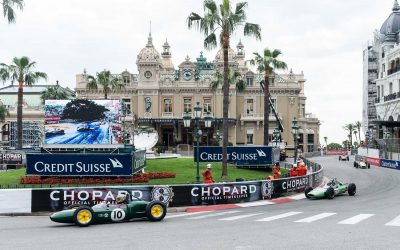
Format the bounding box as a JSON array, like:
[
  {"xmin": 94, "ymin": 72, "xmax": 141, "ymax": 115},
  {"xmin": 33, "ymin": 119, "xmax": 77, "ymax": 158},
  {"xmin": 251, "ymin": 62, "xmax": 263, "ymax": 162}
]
[
  {"xmin": 0, "ymin": 152, "xmax": 23, "ymax": 164},
  {"xmin": 194, "ymin": 146, "xmax": 274, "ymax": 165},
  {"xmin": 366, "ymin": 157, "xmax": 380, "ymax": 167},
  {"xmin": 273, "ymin": 175, "xmax": 312, "ymax": 194},
  {"xmin": 26, "ymin": 153, "xmax": 132, "ymax": 176}
]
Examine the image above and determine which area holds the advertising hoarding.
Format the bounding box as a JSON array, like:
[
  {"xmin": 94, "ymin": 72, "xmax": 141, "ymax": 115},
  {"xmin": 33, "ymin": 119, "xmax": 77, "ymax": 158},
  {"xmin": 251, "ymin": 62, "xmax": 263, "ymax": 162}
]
[
  {"xmin": 380, "ymin": 159, "xmax": 400, "ymax": 170},
  {"xmin": 194, "ymin": 146, "xmax": 274, "ymax": 165},
  {"xmin": 26, "ymin": 153, "xmax": 132, "ymax": 176},
  {"xmin": 44, "ymin": 99, "xmax": 122, "ymax": 145},
  {"xmin": 0, "ymin": 152, "xmax": 23, "ymax": 164}
]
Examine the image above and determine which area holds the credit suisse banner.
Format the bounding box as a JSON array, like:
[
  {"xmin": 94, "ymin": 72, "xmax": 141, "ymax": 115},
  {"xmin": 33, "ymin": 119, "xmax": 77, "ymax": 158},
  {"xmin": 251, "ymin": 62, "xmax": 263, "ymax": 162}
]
[
  {"xmin": 194, "ymin": 146, "xmax": 273, "ymax": 165},
  {"xmin": 26, "ymin": 153, "xmax": 132, "ymax": 176},
  {"xmin": 381, "ymin": 159, "xmax": 400, "ymax": 170}
]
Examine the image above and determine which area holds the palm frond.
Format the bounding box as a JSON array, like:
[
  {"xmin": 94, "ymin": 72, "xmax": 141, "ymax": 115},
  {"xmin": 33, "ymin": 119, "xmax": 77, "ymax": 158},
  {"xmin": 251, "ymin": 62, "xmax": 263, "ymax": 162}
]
[
  {"xmin": 244, "ymin": 23, "xmax": 261, "ymax": 40},
  {"xmin": 204, "ymin": 33, "xmax": 217, "ymax": 50}
]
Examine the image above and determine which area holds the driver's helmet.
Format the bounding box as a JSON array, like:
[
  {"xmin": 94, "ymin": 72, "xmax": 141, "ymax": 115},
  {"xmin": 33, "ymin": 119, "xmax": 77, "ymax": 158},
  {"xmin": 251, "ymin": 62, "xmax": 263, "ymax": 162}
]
[
  {"xmin": 116, "ymin": 194, "xmax": 127, "ymax": 204},
  {"xmin": 298, "ymin": 162, "xmax": 305, "ymax": 167}
]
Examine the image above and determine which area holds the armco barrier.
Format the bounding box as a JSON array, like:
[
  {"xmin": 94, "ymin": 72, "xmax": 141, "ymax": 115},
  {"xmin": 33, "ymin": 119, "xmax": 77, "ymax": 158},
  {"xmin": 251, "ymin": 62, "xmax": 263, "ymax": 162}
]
[{"xmin": 0, "ymin": 161, "xmax": 323, "ymax": 214}]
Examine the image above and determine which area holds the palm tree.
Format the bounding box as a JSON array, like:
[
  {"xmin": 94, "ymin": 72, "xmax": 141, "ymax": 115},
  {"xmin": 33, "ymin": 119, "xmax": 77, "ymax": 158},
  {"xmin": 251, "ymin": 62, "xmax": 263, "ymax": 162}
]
[
  {"xmin": 188, "ymin": 0, "xmax": 261, "ymax": 178},
  {"xmin": 0, "ymin": 56, "xmax": 47, "ymax": 149},
  {"xmin": 2, "ymin": 0, "xmax": 24, "ymax": 23},
  {"xmin": 40, "ymin": 81, "xmax": 73, "ymax": 103},
  {"xmin": 353, "ymin": 130, "xmax": 358, "ymax": 144},
  {"xmin": 354, "ymin": 121, "xmax": 362, "ymax": 143},
  {"xmin": 86, "ymin": 70, "xmax": 124, "ymax": 99},
  {"xmin": 343, "ymin": 123, "xmax": 354, "ymax": 150},
  {"xmin": 251, "ymin": 48, "xmax": 287, "ymax": 145},
  {"xmin": 210, "ymin": 69, "xmax": 246, "ymax": 92}
]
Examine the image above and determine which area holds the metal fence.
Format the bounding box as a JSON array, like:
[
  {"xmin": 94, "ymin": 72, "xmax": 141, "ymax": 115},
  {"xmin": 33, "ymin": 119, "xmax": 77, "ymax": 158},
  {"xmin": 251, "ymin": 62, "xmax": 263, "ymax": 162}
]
[{"xmin": 376, "ymin": 138, "xmax": 400, "ymax": 160}]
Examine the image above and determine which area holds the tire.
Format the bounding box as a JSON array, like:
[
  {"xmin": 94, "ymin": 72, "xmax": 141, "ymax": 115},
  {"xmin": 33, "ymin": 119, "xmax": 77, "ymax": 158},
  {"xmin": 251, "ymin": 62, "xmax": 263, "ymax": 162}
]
[
  {"xmin": 73, "ymin": 206, "xmax": 94, "ymax": 227},
  {"xmin": 305, "ymin": 187, "xmax": 313, "ymax": 199},
  {"xmin": 325, "ymin": 187, "xmax": 335, "ymax": 199},
  {"xmin": 367, "ymin": 164, "xmax": 371, "ymax": 169},
  {"xmin": 348, "ymin": 183, "xmax": 356, "ymax": 196},
  {"xmin": 346, "ymin": 157, "xmax": 349, "ymax": 161},
  {"xmin": 353, "ymin": 162, "xmax": 357, "ymax": 167},
  {"xmin": 338, "ymin": 157, "xmax": 341, "ymax": 161},
  {"xmin": 146, "ymin": 201, "xmax": 167, "ymax": 222}
]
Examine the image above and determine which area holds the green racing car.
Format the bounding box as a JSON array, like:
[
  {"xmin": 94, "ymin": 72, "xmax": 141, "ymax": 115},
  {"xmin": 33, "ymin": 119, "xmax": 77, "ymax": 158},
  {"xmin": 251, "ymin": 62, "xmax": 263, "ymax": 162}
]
[
  {"xmin": 50, "ymin": 194, "xmax": 167, "ymax": 227},
  {"xmin": 304, "ymin": 178, "xmax": 356, "ymax": 199}
]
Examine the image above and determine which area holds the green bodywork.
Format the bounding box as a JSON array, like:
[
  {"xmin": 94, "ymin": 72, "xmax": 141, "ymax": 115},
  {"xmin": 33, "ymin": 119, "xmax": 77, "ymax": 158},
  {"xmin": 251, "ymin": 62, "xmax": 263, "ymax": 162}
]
[
  {"xmin": 50, "ymin": 200, "xmax": 150, "ymax": 224},
  {"xmin": 306, "ymin": 181, "xmax": 353, "ymax": 199}
]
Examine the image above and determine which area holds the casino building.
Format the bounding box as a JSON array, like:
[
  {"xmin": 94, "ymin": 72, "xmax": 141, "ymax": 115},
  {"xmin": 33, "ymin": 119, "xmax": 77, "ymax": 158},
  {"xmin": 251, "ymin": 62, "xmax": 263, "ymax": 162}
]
[
  {"xmin": 363, "ymin": 0, "xmax": 400, "ymax": 142},
  {"xmin": 75, "ymin": 33, "xmax": 321, "ymax": 153}
]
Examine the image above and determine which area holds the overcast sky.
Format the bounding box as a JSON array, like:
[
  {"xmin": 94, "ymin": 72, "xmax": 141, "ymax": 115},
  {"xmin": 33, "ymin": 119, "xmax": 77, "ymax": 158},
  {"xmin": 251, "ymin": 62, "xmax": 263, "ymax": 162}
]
[{"xmin": 0, "ymin": 0, "xmax": 395, "ymax": 144}]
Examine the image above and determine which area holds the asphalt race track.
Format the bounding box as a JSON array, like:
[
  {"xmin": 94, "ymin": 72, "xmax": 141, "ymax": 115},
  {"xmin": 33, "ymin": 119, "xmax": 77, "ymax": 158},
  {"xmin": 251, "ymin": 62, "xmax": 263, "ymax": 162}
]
[{"xmin": 1, "ymin": 156, "xmax": 400, "ymax": 250}]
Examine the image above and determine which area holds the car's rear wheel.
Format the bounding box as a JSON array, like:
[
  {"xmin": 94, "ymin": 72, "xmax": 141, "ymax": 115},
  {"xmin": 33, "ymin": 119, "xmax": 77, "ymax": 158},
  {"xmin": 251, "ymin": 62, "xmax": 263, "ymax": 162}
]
[
  {"xmin": 73, "ymin": 206, "xmax": 94, "ymax": 227},
  {"xmin": 367, "ymin": 164, "xmax": 371, "ymax": 169},
  {"xmin": 146, "ymin": 201, "xmax": 167, "ymax": 222},
  {"xmin": 338, "ymin": 157, "xmax": 341, "ymax": 161},
  {"xmin": 325, "ymin": 187, "xmax": 335, "ymax": 199},
  {"xmin": 305, "ymin": 187, "xmax": 313, "ymax": 199},
  {"xmin": 348, "ymin": 183, "xmax": 356, "ymax": 196}
]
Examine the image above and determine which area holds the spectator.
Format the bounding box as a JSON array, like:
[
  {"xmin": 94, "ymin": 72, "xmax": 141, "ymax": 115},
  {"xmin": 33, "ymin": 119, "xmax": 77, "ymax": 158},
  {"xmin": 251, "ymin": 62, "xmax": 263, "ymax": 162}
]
[{"xmin": 201, "ymin": 164, "xmax": 214, "ymax": 184}]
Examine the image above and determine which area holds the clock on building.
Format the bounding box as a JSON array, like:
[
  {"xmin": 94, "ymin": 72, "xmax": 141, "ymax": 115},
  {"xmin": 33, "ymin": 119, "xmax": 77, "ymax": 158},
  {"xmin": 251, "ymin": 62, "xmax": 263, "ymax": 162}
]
[
  {"xmin": 144, "ymin": 71, "xmax": 152, "ymax": 79},
  {"xmin": 183, "ymin": 69, "xmax": 192, "ymax": 81}
]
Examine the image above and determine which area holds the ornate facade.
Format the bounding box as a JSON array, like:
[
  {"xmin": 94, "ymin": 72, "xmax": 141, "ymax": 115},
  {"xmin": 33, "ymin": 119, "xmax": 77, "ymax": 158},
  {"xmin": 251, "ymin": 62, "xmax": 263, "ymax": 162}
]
[{"xmin": 76, "ymin": 33, "xmax": 321, "ymax": 152}]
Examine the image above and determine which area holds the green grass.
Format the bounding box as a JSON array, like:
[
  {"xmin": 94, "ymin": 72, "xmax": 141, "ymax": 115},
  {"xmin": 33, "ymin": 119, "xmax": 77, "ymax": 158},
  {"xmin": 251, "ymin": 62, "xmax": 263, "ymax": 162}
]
[{"xmin": 0, "ymin": 158, "xmax": 284, "ymax": 188}]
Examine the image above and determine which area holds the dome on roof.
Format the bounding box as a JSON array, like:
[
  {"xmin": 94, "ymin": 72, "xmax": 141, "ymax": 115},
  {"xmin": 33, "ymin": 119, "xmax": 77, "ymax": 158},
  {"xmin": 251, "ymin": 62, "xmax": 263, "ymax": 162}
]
[
  {"xmin": 380, "ymin": 1, "xmax": 400, "ymax": 41},
  {"xmin": 137, "ymin": 34, "xmax": 161, "ymax": 64},
  {"xmin": 215, "ymin": 47, "xmax": 236, "ymax": 61}
]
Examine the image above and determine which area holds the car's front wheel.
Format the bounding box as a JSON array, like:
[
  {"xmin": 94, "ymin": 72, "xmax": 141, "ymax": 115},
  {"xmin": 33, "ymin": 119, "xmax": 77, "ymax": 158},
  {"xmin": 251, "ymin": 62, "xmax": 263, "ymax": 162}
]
[
  {"xmin": 146, "ymin": 201, "xmax": 167, "ymax": 222},
  {"xmin": 305, "ymin": 187, "xmax": 313, "ymax": 199},
  {"xmin": 348, "ymin": 183, "xmax": 356, "ymax": 196},
  {"xmin": 325, "ymin": 187, "xmax": 335, "ymax": 199},
  {"xmin": 73, "ymin": 206, "xmax": 94, "ymax": 227}
]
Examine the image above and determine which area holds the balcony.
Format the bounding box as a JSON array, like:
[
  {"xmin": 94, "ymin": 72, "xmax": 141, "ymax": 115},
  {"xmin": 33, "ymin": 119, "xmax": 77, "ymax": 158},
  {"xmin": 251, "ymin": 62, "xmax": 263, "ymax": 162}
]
[
  {"xmin": 383, "ymin": 92, "xmax": 400, "ymax": 102},
  {"xmin": 387, "ymin": 67, "xmax": 400, "ymax": 76},
  {"xmin": 181, "ymin": 112, "xmax": 214, "ymax": 118},
  {"xmin": 240, "ymin": 113, "xmax": 280, "ymax": 121},
  {"xmin": 162, "ymin": 112, "xmax": 174, "ymax": 118}
]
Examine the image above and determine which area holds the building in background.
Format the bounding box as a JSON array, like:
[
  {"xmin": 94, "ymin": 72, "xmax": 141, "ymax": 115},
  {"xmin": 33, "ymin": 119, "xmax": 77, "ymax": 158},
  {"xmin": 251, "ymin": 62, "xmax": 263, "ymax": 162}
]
[
  {"xmin": 363, "ymin": 0, "xmax": 400, "ymax": 144},
  {"xmin": 76, "ymin": 33, "xmax": 321, "ymax": 153}
]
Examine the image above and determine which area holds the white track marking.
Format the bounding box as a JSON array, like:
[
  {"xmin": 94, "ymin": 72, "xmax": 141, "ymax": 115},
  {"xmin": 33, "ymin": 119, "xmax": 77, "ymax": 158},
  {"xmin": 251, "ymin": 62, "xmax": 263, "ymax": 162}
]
[
  {"xmin": 219, "ymin": 213, "xmax": 263, "ymax": 221},
  {"xmin": 294, "ymin": 212, "xmax": 336, "ymax": 223},
  {"xmin": 338, "ymin": 214, "xmax": 375, "ymax": 225},
  {"xmin": 255, "ymin": 212, "xmax": 302, "ymax": 222},
  {"xmin": 166, "ymin": 211, "xmax": 211, "ymax": 219},
  {"xmin": 187, "ymin": 210, "xmax": 240, "ymax": 220},
  {"xmin": 385, "ymin": 215, "xmax": 400, "ymax": 226},
  {"xmin": 237, "ymin": 200, "xmax": 274, "ymax": 207},
  {"xmin": 289, "ymin": 193, "xmax": 307, "ymax": 200}
]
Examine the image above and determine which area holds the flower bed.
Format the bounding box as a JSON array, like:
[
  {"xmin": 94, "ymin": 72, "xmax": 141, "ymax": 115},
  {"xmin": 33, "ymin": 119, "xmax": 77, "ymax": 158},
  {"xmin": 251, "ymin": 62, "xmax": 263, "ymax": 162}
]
[{"xmin": 19, "ymin": 172, "xmax": 176, "ymax": 185}]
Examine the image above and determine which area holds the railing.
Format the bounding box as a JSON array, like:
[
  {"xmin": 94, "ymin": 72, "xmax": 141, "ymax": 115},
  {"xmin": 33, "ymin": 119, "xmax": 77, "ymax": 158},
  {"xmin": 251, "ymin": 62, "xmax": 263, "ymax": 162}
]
[
  {"xmin": 162, "ymin": 112, "xmax": 174, "ymax": 118},
  {"xmin": 383, "ymin": 92, "xmax": 400, "ymax": 102}
]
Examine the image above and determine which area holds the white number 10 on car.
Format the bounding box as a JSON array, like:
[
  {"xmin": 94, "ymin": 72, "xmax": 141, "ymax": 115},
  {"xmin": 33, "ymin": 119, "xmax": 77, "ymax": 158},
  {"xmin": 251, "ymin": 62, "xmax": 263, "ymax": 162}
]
[{"xmin": 111, "ymin": 208, "xmax": 126, "ymax": 221}]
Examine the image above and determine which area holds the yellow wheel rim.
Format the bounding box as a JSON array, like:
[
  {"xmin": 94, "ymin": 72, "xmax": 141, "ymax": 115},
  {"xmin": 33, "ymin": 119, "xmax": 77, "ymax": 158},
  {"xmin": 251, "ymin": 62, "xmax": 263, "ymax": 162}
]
[
  {"xmin": 77, "ymin": 209, "xmax": 92, "ymax": 224},
  {"xmin": 151, "ymin": 204, "xmax": 163, "ymax": 218}
]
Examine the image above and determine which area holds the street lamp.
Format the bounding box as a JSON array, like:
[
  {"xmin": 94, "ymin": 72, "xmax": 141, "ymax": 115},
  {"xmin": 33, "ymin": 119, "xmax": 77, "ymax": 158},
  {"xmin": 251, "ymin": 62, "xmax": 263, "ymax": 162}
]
[
  {"xmin": 291, "ymin": 117, "xmax": 299, "ymax": 162},
  {"xmin": 183, "ymin": 102, "xmax": 212, "ymax": 184},
  {"xmin": 273, "ymin": 128, "xmax": 280, "ymax": 147}
]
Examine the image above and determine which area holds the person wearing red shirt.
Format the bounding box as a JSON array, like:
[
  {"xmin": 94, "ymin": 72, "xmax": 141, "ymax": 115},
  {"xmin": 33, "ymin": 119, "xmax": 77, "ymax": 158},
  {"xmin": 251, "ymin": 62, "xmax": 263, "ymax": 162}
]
[{"xmin": 202, "ymin": 164, "xmax": 214, "ymax": 184}]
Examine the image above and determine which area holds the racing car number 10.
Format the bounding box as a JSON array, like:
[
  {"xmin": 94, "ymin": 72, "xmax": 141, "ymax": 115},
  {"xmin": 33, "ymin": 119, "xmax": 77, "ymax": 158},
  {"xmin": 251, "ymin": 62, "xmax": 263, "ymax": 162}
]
[{"xmin": 111, "ymin": 208, "xmax": 126, "ymax": 221}]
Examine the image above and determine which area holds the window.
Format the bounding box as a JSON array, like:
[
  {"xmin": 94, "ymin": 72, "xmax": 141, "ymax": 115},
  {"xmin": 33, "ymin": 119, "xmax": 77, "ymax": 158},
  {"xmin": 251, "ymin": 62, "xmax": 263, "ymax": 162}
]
[
  {"xmin": 382, "ymin": 86, "xmax": 385, "ymax": 97},
  {"xmin": 203, "ymin": 98, "xmax": 212, "ymax": 113},
  {"xmin": 246, "ymin": 99, "xmax": 254, "ymax": 115},
  {"xmin": 246, "ymin": 128, "xmax": 254, "ymax": 145},
  {"xmin": 163, "ymin": 98, "xmax": 173, "ymax": 112},
  {"xmin": 123, "ymin": 75, "xmax": 130, "ymax": 84},
  {"xmin": 301, "ymin": 104, "xmax": 306, "ymax": 118},
  {"xmin": 377, "ymin": 86, "xmax": 380, "ymax": 98},
  {"xmin": 389, "ymin": 82, "xmax": 393, "ymax": 94},
  {"xmin": 122, "ymin": 98, "xmax": 131, "ymax": 115},
  {"xmin": 183, "ymin": 98, "xmax": 192, "ymax": 113},
  {"xmin": 269, "ymin": 98, "xmax": 277, "ymax": 115},
  {"xmin": 246, "ymin": 77, "xmax": 253, "ymax": 87}
]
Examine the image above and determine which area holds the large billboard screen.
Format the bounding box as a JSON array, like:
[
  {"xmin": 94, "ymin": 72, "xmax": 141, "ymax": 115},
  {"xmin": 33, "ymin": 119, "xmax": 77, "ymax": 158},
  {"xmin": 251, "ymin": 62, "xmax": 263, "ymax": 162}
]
[{"xmin": 44, "ymin": 99, "xmax": 122, "ymax": 145}]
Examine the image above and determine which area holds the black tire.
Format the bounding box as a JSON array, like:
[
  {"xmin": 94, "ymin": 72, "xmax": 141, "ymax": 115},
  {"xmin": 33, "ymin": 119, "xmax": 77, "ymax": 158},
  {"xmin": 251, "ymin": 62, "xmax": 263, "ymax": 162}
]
[
  {"xmin": 348, "ymin": 183, "xmax": 356, "ymax": 196},
  {"xmin": 146, "ymin": 201, "xmax": 167, "ymax": 222},
  {"xmin": 338, "ymin": 157, "xmax": 341, "ymax": 161},
  {"xmin": 73, "ymin": 206, "xmax": 94, "ymax": 227},
  {"xmin": 367, "ymin": 164, "xmax": 371, "ymax": 169},
  {"xmin": 325, "ymin": 187, "xmax": 335, "ymax": 199},
  {"xmin": 305, "ymin": 187, "xmax": 313, "ymax": 199},
  {"xmin": 346, "ymin": 157, "xmax": 349, "ymax": 161},
  {"xmin": 353, "ymin": 162, "xmax": 357, "ymax": 167}
]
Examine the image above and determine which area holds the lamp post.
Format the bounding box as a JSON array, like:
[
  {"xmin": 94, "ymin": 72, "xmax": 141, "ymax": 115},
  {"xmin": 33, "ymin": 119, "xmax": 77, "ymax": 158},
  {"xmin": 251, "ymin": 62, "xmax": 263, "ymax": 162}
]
[
  {"xmin": 291, "ymin": 117, "xmax": 299, "ymax": 162},
  {"xmin": 183, "ymin": 102, "xmax": 212, "ymax": 184}
]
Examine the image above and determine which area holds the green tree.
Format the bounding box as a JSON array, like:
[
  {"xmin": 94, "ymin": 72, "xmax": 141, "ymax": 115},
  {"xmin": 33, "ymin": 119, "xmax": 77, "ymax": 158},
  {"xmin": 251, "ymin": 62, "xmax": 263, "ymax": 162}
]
[
  {"xmin": 327, "ymin": 142, "xmax": 342, "ymax": 150},
  {"xmin": 0, "ymin": 105, "xmax": 7, "ymax": 122},
  {"xmin": 40, "ymin": 81, "xmax": 74, "ymax": 103},
  {"xmin": 87, "ymin": 70, "xmax": 124, "ymax": 99},
  {"xmin": 0, "ymin": 56, "xmax": 47, "ymax": 149},
  {"xmin": 210, "ymin": 69, "xmax": 246, "ymax": 92},
  {"xmin": 188, "ymin": 0, "xmax": 261, "ymax": 178},
  {"xmin": 61, "ymin": 99, "xmax": 109, "ymax": 121},
  {"xmin": 343, "ymin": 123, "xmax": 354, "ymax": 150},
  {"xmin": 251, "ymin": 48, "xmax": 287, "ymax": 145},
  {"xmin": 2, "ymin": 0, "xmax": 24, "ymax": 23},
  {"xmin": 354, "ymin": 121, "xmax": 362, "ymax": 143}
]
